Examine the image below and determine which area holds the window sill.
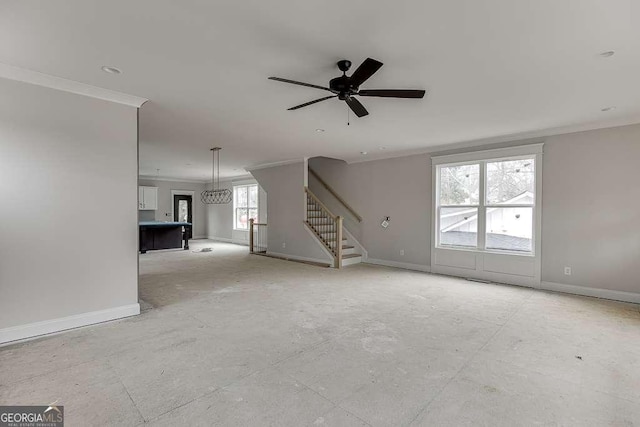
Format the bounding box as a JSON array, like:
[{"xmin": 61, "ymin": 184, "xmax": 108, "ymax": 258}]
[{"xmin": 436, "ymin": 245, "xmax": 535, "ymax": 257}]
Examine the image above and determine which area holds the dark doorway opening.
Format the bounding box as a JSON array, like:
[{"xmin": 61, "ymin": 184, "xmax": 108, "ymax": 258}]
[{"xmin": 173, "ymin": 194, "xmax": 193, "ymax": 238}]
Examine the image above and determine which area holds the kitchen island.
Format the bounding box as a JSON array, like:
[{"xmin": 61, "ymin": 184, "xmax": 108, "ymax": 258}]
[{"xmin": 139, "ymin": 221, "xmax": 191, "ymax": 253}]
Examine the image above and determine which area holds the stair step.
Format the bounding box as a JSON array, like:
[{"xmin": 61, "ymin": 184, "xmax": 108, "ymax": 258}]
[
  {"xmin": 341, "ymin": 253, "xmax": 362, "ymax": 266},
  {"xmin": 342, "ymin": 245, "xmax": 356, "ymax": 255}
]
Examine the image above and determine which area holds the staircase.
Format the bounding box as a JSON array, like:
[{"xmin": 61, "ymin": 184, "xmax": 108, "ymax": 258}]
[{"xmin": 304, "ymin": 187, "xmax": 362, "ymax": 268}]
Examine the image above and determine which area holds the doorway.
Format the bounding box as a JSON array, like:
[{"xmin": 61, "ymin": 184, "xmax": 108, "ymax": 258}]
[{"xmin": 173, "ymin": 194, "xmax": 193, "ymax": 238}]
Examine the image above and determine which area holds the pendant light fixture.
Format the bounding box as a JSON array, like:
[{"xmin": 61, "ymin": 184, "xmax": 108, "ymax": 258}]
[{"xmin": 201, "ymin": 147, "xmax": 232, "ymax": 204}]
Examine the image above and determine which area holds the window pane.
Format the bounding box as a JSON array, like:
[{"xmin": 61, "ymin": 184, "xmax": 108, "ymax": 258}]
[
  {"xmin": 248, "ymin": 208, "xmax": 258, "ymax": 223},
  {"xmin": 235, "ymin": 208, "xmax": 248, "ymax": 230},
  {"xmin": 439, "ymin": 207, "xmax": 478, "ymax": 248},
  {"xmin": 439, "ymin": 164, "xmax": 480, "ymax": 205},
  {"xmin": 235, "ymin": 186, "xmax": 248, "ymax": 207},
  {"xmin": 178, "ymin": 200, "xmax": 188, "ymax": 222},
  {"xmin": 248, "ymin": 185, "xmax": 258, "ymax": 208},
  {"xmin": 486, "ymin": 207, "xmax": 533, "ymax": 252},
  {"xmin": 486, "ymin": 159, "xmax": 535, "ymax": 205}
]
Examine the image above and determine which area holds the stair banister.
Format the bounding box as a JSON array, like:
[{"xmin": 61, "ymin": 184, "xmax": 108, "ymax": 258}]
[
  {"xmin": 305, "ymin": 187, "xmax": 337, "ymax": 220},
  {"xmin": 335, "ymin": 216, "xmax": 343, "ymax": 268}
]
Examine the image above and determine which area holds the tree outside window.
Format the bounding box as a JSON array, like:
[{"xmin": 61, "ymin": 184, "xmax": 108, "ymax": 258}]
[{"xmin": 234, "ymin": 184, "xmax": 258, "ymax": 230}]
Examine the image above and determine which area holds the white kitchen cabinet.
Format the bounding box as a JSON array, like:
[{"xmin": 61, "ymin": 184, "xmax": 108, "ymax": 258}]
[{"xmin": 138, "ymin": 186, "xmax": 158, "ymax": 210}]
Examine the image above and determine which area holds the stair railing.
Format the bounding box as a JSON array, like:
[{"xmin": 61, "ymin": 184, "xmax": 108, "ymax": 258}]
[
  {"xmin": 249, "ymin": 218, "xmax": 267, "ymax": 254},
  {"xmin": 305, "ymin": 187, "xmax": 343, "ymax": 268}
]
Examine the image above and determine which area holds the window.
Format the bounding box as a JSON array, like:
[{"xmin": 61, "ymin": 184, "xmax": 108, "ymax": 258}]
[
  {"xmin": 233, "ymin": 184, "xmax": 258, "ymax": 230},
  {"xmin": 437, "ymin": 156, "xmax": 536, "ymax": 254}
]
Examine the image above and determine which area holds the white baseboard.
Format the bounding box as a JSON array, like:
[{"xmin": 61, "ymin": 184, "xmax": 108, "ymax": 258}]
[
  {"xmin": 0, "ymin": 303, "xmax": 140, "ymax": 345},
  {"xmin": 266, "ymin": 251, "xmax": 332, "ymax": 266},
  {"xmin": 365, "ymin": 258, "xmax": 431, "ymax": 273},
  {"xmin": 541, "ymin": 281, "xmax": 640, "ymax": 304},
  {"xmin": 193, "ymin": 235, "xmax": 207, "ymax": 240}
]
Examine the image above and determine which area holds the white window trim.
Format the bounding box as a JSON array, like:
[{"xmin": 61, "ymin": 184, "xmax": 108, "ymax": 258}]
[
  {"xmin": 431, "ymin": 143, "xmax": 544, "ymax": 287},
  {"xmin": 233, "ymin": 183, "xmax": 259, "ymax": 231}
]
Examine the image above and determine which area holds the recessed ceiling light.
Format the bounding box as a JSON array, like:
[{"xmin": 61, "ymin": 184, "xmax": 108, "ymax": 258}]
[
  {"xmin": 101, "ymin": 66, "xmax": 122, "ymax": 74},
  {"xmin": 360, "ymin": 151, "xmax": 368, "ymax": 155},
  {"xmin": 599, "ymin": 51, "xmax": 615, "ymax": 58},
  {"xmin": 315, "ymin": 129, "xmax": 325, "ymax": 132},
  {"xmin": 601, "ymin": 106, "xmax": 616, "ymax": 112}
]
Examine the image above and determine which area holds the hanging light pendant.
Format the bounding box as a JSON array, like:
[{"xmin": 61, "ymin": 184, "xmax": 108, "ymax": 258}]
[{"xmin": 201, "ymin": 147, "xmax": 232, "ymax": 204}]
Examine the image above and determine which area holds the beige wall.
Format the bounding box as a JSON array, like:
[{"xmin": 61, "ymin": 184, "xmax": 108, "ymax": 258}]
[
  {"xmin": 138, "ymin": 178, "xmax": 208, "ymax": 238},
  {"xmin": 0, "ymin": 78, "xmax": 139, "ymax": 338},
  {"xmin": 310, "ymin": 123, "xmax": 640, "ymax": 295}
]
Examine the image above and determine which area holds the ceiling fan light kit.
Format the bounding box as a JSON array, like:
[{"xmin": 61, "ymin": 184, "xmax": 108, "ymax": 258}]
[
  {"xmin": 268, "ymin": 57, "xmax": 426, "ymax": 119},
  {"xmin": 201, "ymin": 147, "xmax": 232, "ymax": 204}
]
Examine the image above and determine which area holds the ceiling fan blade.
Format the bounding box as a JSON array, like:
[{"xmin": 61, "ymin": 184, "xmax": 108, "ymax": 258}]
[
  {"xmin": 288, "ymin": 95, "xmax": 337, "ymax": 110},
  {"xmin": 268, "ymin": 77, "xmax": 333, "ymax": 92},
  {"xmin": 358, "ymin": 89, "xmax": 426, "ymax": 98},
  {"xmin": 349, "ymin": 58, "xmax": 383, "ymax": 87},
  {"xmin": 345, "ymin": 96, "xmax": 369, "ymax": 118}
]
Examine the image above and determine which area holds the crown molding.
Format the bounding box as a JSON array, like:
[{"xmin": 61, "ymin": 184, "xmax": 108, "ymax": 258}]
[
  {"xmin": 244, "ymin": 158, "xmax": 304, "ymax": 172},
  {"xmin": 343, "ymin": 116, "xmax": 640, "ymax": 165},
  {"xmin": 138, "ymin": 176, "xmax": 208, "ymax": 184},
  {"xmin": 0, "ymin": 62, "xmax": 148, "ymax": 108}
]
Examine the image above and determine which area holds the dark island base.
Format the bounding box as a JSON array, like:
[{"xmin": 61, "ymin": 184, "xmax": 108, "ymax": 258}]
[{"xmin": 139, "ymin": 222, "xmax": 191, "ymax": 253}]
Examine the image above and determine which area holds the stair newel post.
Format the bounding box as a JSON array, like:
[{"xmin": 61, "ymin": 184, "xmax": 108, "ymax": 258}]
[
  {"xmin": 335, "ymin": 216, "xmax": 343, "ymax": 269},
  {"xmin": 249, "ymin": 218, "xmax": 254, "ymax": 253}
]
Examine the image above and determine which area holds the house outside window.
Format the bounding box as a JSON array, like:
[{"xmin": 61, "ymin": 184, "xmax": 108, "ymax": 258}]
[
  {"xmin": 431, "ymin": 144, "xmax": 543, "ymax": 287},
  {"xmin": 234, "ymin": 184, "xmax": 258, "ymax": 230},
  {"xmin": 438, "ymin": 157, "xmax": 535, "ymax": 253}
]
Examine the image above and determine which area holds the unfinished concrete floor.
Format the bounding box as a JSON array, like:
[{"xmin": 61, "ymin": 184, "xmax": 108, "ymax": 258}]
[{"xmin": 1, "ymin": 240, "xmax": 640, "ymax": 426}]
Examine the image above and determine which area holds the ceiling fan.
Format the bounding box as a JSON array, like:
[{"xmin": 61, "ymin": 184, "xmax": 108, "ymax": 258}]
[{"xmin": 268, "ymin": 58, "xmax": 426, "ymax": 118}]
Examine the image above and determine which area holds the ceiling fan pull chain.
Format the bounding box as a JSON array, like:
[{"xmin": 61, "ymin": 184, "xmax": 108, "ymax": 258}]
[{"xmin": 347, "ymin": 105, "xmax": 350, "ymax": 126}]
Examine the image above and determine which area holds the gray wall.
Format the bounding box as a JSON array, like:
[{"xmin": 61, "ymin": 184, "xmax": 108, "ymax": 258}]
[
  {"xmin": 0, "ymin": 77, "xmax": 139, "ymax": 331},
  {"xmin": 138, "ymin": 178, "xmax": 208, "ymax": 238},
  {"xmin": 310, "ymin": 123, "xmax": 640, "ymax": 295},
  {"xmin": 250, "ymin": 162, "xmax": 331, "ymax": 262},
  {"xmin": 541, "ymin": 125, "xmax": 640, "ymax": 293},
  {"xmin": 206, "ymin": 178, "xmax": 267, "ymax": 245},
  {"xmin": 207, "ymin": 179, "xmax": 234, "ymax": 241},
  {"xmin": 310, "ymin": 155, "xmax": 431, "ymax": 266}
]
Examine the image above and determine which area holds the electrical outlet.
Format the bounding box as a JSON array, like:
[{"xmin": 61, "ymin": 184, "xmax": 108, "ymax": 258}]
[
  {"xmin": 282, "ymin": 242, "xmax": 286, "ymax": 249},
  {"xmin": 400, "ymin": 249, "xmax": 405, "ymax": 256},
  {"xmin": 564, "ymin": 266, "xmax": 572, "ymax": 276}
]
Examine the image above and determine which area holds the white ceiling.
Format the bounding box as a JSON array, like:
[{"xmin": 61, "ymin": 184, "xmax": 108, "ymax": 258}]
[{"xmin": 2, "ymin": 0, "xmax": 640, "ymax": 181}]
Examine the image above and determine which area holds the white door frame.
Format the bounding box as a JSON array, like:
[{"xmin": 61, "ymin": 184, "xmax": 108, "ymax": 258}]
[{"xmin": 170, "ymin": 190, "xmax": 195, "ymax": 224}]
